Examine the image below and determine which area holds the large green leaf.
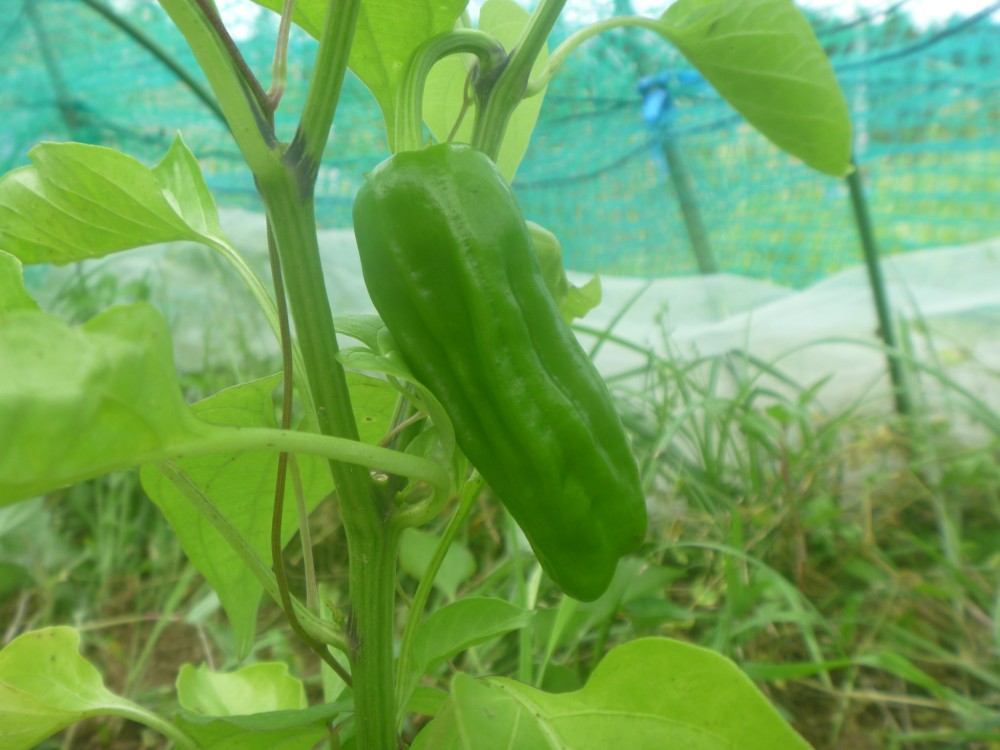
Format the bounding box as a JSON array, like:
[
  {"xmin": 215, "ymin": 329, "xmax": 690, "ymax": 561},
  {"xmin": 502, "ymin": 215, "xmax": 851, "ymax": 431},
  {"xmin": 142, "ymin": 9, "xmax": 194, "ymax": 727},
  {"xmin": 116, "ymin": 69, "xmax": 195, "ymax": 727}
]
[
  {"xmin": 0, "ymin": 137, "xmax": 222, "ymax": 264},
  {"xmin": 337, "ymin": 345, "xmax": 456, "ymax": 457},
  {"xmin": 401, "ymin": 598, "xmax": 533, "ymax": 708},
  {"xmin": 0, "ymin": 299, "xmax": 442, "ymax": 517},
  {"xmin": 177, "ymin": 662, "xmax": 307, "ymax": 715},
  {"xmin": 657, "ymin": 0, "xmax": 851, "ymax": 176},
  {"xmin": 0, "ymin": 628, "xmax": 184, "ymax": 750},
  {"xmin": 423, "ymin": 0, "xmax": 547, "ymax": 180},
  {"xmin": 249, "ymin": 0, "xmax": 467, "ymax": 146},
  {"xmin": 0, "ymin": 250, "xmax": 39, "ymax": 317},
  {"xmin": 412, "ymin": 598, "xmax": 533, "ymax": 681},
  {"xmin": 399, "ymin": 527, "xmax": 475, "ymax": 601},
  {"xmin": 174, "ymin": 703, "xmax": 342, "ymax": 750},
  {"xmin": 413, "ymin": 637, "xmax": 813, "ymax": 749},
  {"xmin": 343, "ymin": 370, "xmax": 398, "ymax": 445},
  {"xmin": 140, "ymin": 376, "xmax": 333, "ymax": 658},
  {"xmin": 0, "ymin": 137, "xmax": 303, "ymax": 402},
  {"xmin": 0, "ymin": 304, "xmax": 206, "ymax": 505}
]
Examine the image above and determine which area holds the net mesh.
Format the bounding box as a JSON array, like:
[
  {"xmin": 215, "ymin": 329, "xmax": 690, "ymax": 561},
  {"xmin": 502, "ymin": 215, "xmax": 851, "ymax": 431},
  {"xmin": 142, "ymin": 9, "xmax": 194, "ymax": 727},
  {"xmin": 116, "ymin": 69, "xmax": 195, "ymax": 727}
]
[{"xmin": 2, "ymin": 0, "xmax": 999, "ymax": 287}]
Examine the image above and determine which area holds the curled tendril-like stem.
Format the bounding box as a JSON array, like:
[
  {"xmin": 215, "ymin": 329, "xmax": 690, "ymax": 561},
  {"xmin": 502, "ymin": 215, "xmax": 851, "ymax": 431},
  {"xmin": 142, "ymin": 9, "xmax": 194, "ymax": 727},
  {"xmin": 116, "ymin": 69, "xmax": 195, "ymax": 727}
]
[{"xmin": 267, "ymin": 221, "xmax": 353, "ymax": 687}]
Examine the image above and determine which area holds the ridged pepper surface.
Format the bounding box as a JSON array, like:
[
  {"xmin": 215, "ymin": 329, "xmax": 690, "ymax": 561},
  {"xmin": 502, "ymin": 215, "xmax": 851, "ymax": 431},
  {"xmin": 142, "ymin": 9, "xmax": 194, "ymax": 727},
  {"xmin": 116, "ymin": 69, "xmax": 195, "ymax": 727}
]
[{"xmin": 352, "ymin": 143, "xmax": 646, "ymax": 601}]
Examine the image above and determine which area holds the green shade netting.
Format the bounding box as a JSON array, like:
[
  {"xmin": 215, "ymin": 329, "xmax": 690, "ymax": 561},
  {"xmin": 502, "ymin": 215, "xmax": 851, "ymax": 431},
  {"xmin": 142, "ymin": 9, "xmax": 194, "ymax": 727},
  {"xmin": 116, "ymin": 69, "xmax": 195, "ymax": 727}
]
[{"xmin": 2, "ymin": 0, "xmax": 999, "ymax": 287}]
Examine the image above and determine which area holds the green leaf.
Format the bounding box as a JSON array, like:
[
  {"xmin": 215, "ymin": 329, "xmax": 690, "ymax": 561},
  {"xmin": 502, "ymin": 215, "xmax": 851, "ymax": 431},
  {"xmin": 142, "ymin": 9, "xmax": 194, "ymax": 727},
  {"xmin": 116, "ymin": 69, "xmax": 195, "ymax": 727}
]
[
  {"xmin": 657, "ymin": 0, "xmax": 851, "ymax": 176},
  {"xmin": 423, "ymin": 0, "xmax": 548, "ymax": 180},
  {"xmin": 140, "ymin": 376, "xmax": 333, "ymax": 658},
  {"xmin": 413, "ymin": 637, "xmax": 813, "ymax": 749},
  {"xmin": 249, "ymin": 0, "xmax": 466, "ymax": 146},
  {"xmin": 0, "ymin": 627, "xmax": 179, "ymax": 750},
  {"xmin": 337, "ymin": 346, "xmax": 455, "ymax": 457},
  {"xmin": 407, "ymin": 685, "xmax": 449, "ymax": 717},
  {"xmin": 526, "ymin": 221, "xmax": 601, "ymax": 323},
  {"xmin": 0, "ymin": 250, "xmax": 39, "ymax": 317},
  {"xmin": 411, "ymin": 672, "xmax": 551, "ymax": 749},
  {"xmin": 0, "ymin": 136, "xmax": 309, "ymax": 399},
  {"xmin": 0, "ymin": 137, "xmax": 222, "ymax": 264},
  {"xmin": 246, "ymin": 0, "xmax": 320, "ymax": 38},
  {"xmin": 563, "ymin": 275, "xmax": 602, "ymax": 323},
  {"xmin": 345, "ymin": 371, "xmax": 397, "ymax": 445},
  {"xmin": 177, "ymin": 662, "xmax": 308, "ymax": 715},
  {"xmin": 174, "ymin": 703, "xmax": 343, "ymax": 750},
  {"xmin": 0, "ymin": 304, "xmax": 205, "ymax": 505},
  {"xmin": 411, "ymin": 598, "xmax": 533, "ymax": 683},
  {"xmin": 399, "ymin": 527, "xmax": 475, "ymax": 600},
  {"xmin": 335, "ymin": 313, "xmax": 388, "ymax": 352},
  {"xmin": 353, "ymin": 0, "xmax": 470, "ymax": 146},
  {"xmin": 152, "ymin": 135, "xmax": 224, "ymax": 237}
]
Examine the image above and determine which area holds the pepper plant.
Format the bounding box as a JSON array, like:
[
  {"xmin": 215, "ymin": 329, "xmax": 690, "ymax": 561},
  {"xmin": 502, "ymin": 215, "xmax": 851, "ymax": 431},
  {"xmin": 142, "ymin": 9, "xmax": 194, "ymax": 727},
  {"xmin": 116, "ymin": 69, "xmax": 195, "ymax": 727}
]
[{"xmin": 0, "ymin": 0, "xmax": 851, "ymax": 748}]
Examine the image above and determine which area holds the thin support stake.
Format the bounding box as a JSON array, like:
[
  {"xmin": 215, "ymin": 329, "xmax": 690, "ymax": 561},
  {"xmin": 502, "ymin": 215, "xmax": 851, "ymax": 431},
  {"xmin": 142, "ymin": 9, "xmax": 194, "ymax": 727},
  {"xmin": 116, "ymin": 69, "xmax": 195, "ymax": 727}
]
[
  {"xmin": 846, "ymin": 161, "xmax": 914, "ymax": 418},
  {"xmin": 660, "ymin": 133, "xmax": 717, "ymax": 275}
]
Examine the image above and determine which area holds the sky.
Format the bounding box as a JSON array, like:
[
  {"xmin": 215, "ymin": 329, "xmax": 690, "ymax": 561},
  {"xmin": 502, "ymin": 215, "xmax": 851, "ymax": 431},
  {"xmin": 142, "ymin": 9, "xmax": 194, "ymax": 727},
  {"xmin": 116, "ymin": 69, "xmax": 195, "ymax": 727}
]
[
  {"xmin": 625, "ymin": 0, "xmax": 996, "ymax": 25},
  {"xmin": 207, "ymin": 0, "xmax": 1000, "ymax": 37}
]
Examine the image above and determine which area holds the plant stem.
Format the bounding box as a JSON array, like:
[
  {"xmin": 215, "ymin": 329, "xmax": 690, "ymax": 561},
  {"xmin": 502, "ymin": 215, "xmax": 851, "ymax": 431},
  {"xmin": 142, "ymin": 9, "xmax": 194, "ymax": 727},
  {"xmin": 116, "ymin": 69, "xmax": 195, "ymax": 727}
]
[
  {"xmin": 165, "ymin": 426, "xmax": 449, "ymax": 497},
  {"xmin": 258, "ymin": 164, "xmax": 398, "ymax": 750},
  {"xmin": 471, "ymin": 0, "xmax": 567, "ymax": 159},
  {"xmin": 159, "ymin": 2, "xmax": 401, "ymax": 745},
  {"xmin": 112, "ymin": 704, "xmax": 200, "ymax": 750},
  {"xmin": 268, "ymin": 222, "xmax": 354, "ymax": 684},
  {"xmin": 395, "ymin": 29, "xmax": 506, "ymax": 153},
  {"xmin": 267, "ymin": 0, "xmax": 297, "ymax": 108},
  {"xmin": 394, "ymin": 474, "xmax": 483, "ymax": 716},
  {"xmin": 191, "ymin": 0, "xmax": 270, "ymax": 113},
  {"xmin": 510, "ymin": 511, "xmax": 534, "ymax": 685},
  {"xmin": 156, "ymin": 0, "xmax": 277, "ymax": 172},
  {"xmin": 291, "ymin": 0, "xmax": 363, "ymax": 179},
  {"xmin": 159, "ymin": 461, "xmax": 348, "ymax": 651},
  {"xmin": 525, "ymin": 16, "xmax": 663, "ymax": 97},
  {"xmin": 347, "ymin": 522, "xmax": 401, "ymax": 750}
]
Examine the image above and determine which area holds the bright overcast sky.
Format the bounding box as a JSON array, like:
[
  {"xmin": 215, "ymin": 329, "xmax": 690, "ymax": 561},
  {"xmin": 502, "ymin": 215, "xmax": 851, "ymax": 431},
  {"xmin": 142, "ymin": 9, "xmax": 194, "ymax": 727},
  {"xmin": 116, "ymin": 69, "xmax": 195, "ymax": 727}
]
[
  {"xmin": 208, "ymin": 0, "xmax": 1000, "ymax": 39},
  {"xmin": 587, "ymin": 0, "xmax": 997, "ymax": 24}
]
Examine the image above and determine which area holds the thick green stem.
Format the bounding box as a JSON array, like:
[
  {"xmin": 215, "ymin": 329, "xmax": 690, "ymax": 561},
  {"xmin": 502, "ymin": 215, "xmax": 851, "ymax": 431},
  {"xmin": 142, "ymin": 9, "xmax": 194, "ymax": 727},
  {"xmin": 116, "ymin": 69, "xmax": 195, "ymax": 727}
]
[
  {"xmin": 156, "ymin": 0, "xmax": 277, "ymax": 172},
  {"xmin": 267, "ymin": 3, "xmax": 399, "ymax": 740},
  {"xmin": 258, "ymin": 173, "xmax": 397, "ymax": 749},
  {"xmin": 291, "ymin": 0, "xmax": 363, "ymax": 179},
  {"xmin": 471, "ymin": 0, "xmax": 567, "ymax": 159},
  {"xmin": 157, "ymin": 2, "xmax": 403, "ymax": 745},
  {"xmin": 348, "ymin": 524, "xmax": 401, "ymax": 750}
]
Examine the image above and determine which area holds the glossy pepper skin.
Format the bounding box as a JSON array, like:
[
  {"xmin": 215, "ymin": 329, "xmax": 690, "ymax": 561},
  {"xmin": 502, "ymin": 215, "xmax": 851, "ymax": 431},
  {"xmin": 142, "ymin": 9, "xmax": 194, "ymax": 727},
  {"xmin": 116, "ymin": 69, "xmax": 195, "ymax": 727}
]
[{"xmin": 352, "ymin": 144, "xmax": 646, "ymax": 601}]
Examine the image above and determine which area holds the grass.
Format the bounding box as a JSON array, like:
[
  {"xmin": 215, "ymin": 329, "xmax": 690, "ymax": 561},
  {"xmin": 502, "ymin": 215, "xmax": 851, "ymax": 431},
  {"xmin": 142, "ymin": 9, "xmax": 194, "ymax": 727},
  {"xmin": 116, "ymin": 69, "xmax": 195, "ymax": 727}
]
[
  {"xmin": 596, "ymin": 313, "xmax": 1000, "ymax": 749},
  {"xmin": 2, "ymin": 243, "xmax": 999, "ymax": 750}
]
